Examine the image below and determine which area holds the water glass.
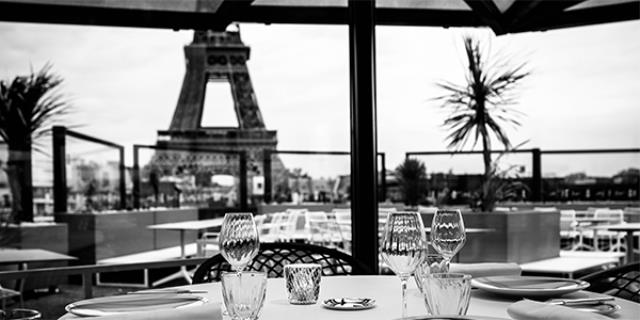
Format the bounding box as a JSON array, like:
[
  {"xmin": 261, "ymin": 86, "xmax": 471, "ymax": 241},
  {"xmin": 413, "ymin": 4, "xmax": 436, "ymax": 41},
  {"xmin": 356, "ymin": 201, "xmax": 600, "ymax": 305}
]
[
  {"xmin": 420, "ymin": 273, "xmax": 472, "ymax": 316},
  {"xmin": 414, "ymin": 254, "xmax": 449, "ymax": 292},
  {"xmin": 284, "ymin": 263, "xmax": 322, "ymax": 304},
  {"xmin": 221, "ymin": 271, "xmax": 267, "ymax": 320}
]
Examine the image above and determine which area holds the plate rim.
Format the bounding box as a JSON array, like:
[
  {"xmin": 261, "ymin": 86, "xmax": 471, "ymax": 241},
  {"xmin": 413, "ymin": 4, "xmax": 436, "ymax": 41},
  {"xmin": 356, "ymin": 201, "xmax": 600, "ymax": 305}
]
[
  {"xmin": 321, "ymin": 297, "xmax": 376, "ymax": 310},
  {"xmin": 470, "ymin": 275, "xmax": 589, "ymax": 297},
  {"xmin": 65, "ymin": 293, "xmax": 207, "ymax": 317},
  {"xmin": 471, "ymin": 275, "xmax": 589, "ymax": 291}
]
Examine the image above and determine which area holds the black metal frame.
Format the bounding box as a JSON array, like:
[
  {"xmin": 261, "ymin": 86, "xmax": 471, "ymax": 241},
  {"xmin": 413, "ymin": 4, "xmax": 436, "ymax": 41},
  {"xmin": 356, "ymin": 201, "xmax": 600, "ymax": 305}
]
[
  {"xmin": 132, "ymin": 144, "xmax": 248, "ymax": 211},
  {"xmin": 262, "ymin": 149, "xmax": 386, "ymax": 204},
  {"xmin": 406, "ymin": 148, "xmax": 640, "ymax": 202},
  {"xmin": 52, "ymin": 126, "xmax": 126, "ymax": 214}
]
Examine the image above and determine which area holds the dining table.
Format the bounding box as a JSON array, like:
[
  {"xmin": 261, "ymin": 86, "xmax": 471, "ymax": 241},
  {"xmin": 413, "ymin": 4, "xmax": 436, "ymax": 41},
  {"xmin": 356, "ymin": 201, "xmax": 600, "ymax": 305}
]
[
  {"xmin": 592, "ymin": 222, "xmax": 640, "ymax": 263},
  {"xmin": 147, "ymin": 218, "xmax": 225, "ymax": 285},
  {"xmin": 59, "ymin": 275, "xmax": 640, "ymax": 320},
  {"xmin": 0, "ymin": 248, "xmax": 76, "ymax": 292}
]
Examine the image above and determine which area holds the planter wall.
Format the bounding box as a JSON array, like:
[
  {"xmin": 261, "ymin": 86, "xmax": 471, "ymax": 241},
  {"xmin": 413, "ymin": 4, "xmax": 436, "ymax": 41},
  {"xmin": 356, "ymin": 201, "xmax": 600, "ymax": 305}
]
[
  {"xmin": 55, "ymin": 208, "xmax": 198, "ymax": 265},
  {"xmin": 420, "ymin": 210, "xmax": 560, "ymax": 264},
  {"xmin": 256, "ymin": 203, "xmax": 404, "ymax": 214}
]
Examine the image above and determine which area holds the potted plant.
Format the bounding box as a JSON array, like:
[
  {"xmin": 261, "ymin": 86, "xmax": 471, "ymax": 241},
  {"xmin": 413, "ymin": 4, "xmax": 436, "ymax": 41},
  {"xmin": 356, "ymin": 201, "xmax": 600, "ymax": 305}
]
[
  {"xmin": 434, "ymin": 35, "xmax": 530, "ymax": 212},
  {"xmin": 0, "ymin": 64, "xmax": 70, "ymax": 224}
]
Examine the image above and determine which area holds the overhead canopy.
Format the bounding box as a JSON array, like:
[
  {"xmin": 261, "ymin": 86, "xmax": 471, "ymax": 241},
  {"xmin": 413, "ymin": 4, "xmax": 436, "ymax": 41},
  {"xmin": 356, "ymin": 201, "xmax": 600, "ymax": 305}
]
[{"xmin": 0, "ymin": 0, "xmax": 637, "ymax": 34}]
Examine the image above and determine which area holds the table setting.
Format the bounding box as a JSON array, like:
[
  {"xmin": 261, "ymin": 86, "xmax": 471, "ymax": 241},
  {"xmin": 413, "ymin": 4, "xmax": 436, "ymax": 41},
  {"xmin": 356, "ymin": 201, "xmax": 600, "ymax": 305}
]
[{"xmin": 58, "ymin": 210, "xmax": 640, "ymax": 320}]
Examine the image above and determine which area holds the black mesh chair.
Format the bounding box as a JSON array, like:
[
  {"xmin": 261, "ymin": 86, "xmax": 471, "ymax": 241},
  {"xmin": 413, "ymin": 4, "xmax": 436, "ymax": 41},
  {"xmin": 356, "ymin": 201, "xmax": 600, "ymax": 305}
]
[
  {"xmin": 192, "ymin": 242, "xmax": 372, "ymax": 283},
  {"xmin": 579, "ymin": 262, "xmax": 640, "ymax": 302}
]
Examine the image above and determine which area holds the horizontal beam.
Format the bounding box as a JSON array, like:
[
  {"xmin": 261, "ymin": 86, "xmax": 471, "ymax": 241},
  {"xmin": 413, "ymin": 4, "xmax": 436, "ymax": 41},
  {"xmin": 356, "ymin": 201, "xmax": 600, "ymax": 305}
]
[{"xmin": 0, "ymin": 257, "xmax": 209, "ymax": 281}]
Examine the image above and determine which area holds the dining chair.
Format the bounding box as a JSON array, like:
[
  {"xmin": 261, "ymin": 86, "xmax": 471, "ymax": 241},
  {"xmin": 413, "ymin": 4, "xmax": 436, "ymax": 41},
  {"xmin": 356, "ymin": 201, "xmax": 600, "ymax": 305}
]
[
  {"xmin": 560, "ymin": 210, "xmax": 579, "ymax": 250},
  {"xmin": 579, "ymin": 262, "xmax": 640, "ymax": 302},
  {"xmin": 594, "ymin": 209, "xmax": 625, "ymax": 252},
  {"xmin": 192, "ymin": 242, "xmax": 373, "ymax": 283}
]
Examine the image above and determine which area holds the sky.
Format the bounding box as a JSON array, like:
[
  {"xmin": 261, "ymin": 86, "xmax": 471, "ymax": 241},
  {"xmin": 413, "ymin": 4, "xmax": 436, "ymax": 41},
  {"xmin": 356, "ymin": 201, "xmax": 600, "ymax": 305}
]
[{"xmin": 1, "ymin": 19, "xmax": 639, "ymax": 183}]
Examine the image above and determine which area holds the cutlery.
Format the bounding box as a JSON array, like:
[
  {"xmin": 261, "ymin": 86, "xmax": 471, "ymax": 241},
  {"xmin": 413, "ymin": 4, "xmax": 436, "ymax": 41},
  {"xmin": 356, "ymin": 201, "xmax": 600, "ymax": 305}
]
[
  {"xmin": 129, "ymin": 289, "xmax": 208, "ymax": 294},
  {"xmin": 542, "ymin": 297, "xmax": 615, "ymax": 305}
]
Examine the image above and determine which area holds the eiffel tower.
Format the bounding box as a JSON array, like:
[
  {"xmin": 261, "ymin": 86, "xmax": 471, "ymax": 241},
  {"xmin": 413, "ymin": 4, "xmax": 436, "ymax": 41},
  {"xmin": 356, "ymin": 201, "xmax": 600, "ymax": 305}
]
[{"xmin": 147, "ymin": 29, "xmax": 285, "ymax": 204}]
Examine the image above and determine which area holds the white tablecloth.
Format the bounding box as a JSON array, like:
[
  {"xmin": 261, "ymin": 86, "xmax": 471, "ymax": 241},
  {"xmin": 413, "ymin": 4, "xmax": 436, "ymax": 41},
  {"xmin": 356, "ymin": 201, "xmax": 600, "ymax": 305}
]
[{"xmin": 60, "ymin": 275, "xmax": 640, "ymax": 319}]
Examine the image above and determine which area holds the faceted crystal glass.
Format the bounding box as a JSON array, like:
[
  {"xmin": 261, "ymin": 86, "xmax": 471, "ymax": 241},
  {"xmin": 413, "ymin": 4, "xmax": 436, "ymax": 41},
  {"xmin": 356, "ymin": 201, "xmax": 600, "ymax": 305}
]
[
  {"xmin": 221, "ymin": 271, "xmax": 267, "ymax": 320},
  {"xmin": 284, "ymin": 263, "xmax": 322, "ymax": 304},
  {"xmin": 420, "ymin": 273, "xmax": 472, "ymax": 316},
  {"xmin": 380, "ymin": 211, "xmax": 427, "ymax": 318},
  {"xmin": 414, "ymin": 253, "xmax": 449, "ymax": 293},
  {"xmin": 219, "ymin": 212, "xmax": 260, "ymax": 271},
  {"xmin": 430, "ymin": 209, "xmax": 466, "ymax": 263}
]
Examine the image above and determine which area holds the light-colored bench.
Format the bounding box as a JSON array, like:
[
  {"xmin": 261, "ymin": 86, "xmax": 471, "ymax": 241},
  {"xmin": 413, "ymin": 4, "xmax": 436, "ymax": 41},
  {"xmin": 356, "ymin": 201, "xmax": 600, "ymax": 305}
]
[{"xmin": 96, "ymin": 243, "xmax": 199, "ymax": 288}]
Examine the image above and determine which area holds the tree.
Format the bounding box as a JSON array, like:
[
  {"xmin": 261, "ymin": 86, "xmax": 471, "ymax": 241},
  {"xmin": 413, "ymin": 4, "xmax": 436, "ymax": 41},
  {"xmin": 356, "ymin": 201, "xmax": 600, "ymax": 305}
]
[
  {"xmin": 395, "ymin": 158, "xmax": 428, "ymax": 206},
  {"xmin": 434, "ymin": 36, "xmax": 530, "ymax": 211},
  {"xmin": 0, "ymin": 64, "xmax": 70, "ymax": 222}
]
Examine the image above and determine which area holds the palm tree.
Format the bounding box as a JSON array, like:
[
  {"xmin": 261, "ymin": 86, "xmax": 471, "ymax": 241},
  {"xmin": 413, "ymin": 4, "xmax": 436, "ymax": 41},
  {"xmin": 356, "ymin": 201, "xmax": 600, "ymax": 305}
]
[
  {"xmin": 0, "ymin": 64, "xmax": 69, "ymax": 223},
  {"xmin": 434, "ymin": 36, "xmax": 530, "ymax": 211}
]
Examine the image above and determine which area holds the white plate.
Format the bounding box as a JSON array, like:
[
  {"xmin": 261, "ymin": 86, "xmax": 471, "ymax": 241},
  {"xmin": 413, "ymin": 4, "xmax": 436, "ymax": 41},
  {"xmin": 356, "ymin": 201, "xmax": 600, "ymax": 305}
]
[
  {"xmin": 322, "ymin": 297, "xmax": 376, "ymax": 310},
  {"xmin": 471, "ymin": 276, "xmax": 590, "ymax": 298},
  {"xmin": 65, "ymin": 293, "xmax": 207, "ymax": 317},
  {"xmin": 402, "ymin": 316, "xmax": 508, "ymax": 320}
]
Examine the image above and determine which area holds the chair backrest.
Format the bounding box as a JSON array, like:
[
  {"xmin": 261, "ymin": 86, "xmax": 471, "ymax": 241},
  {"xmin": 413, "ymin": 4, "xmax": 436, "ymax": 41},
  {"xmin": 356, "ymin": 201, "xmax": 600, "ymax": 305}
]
[
  {"xmin": 559, "ymin": 210, "xmax": 577, "ymax": 231},
  {"xmin": 580, "ymin": 262, "xmax": 640, "ymax": 302},
  {"xmin": 192, "ymin": 242, "xmax": 373, "ymax": 283},
  {"xmin": 594, "ymin": 209, "xmax": 624, "ymax": 223}
]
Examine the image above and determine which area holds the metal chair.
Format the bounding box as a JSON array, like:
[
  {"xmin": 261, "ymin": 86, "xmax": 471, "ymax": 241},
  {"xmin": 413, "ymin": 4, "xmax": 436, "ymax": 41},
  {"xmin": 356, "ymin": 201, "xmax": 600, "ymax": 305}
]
[
  {"xmin": 579, "ymin": 262, "xmax": 640, "ymax": 302},
  {"xmin": 192, "ymin": 242, "xmax": 372, "ymax": 283}
]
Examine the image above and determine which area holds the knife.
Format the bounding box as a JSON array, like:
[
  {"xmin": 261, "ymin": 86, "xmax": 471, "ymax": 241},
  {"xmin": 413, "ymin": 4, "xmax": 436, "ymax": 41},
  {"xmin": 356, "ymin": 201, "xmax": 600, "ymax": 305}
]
[
  {"xmin": 545, "ymin": 296, "xmax": 615, "ymax": 305},
  {"xmin": 129, "ymin": 289, "xmax": 208, "ymax": 294}
]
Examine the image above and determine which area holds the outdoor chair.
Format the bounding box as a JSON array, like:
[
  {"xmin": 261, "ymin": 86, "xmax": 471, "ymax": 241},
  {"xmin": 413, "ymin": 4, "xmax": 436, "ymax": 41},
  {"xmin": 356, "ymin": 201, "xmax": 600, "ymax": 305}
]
[
  {"xmin": 560, "ymin": 210, "xmax": 579, "ymax": 250},
  {"xmin": 579, "ymin": 262, "xmax": 640, "ymax": 302},
  {"xmin": 192, "ymin": 242, "xmax": 372, "ymax": 283},
  {"xmin": 594, "ymin": 209, "xmax": 625, "ymax": 252}
]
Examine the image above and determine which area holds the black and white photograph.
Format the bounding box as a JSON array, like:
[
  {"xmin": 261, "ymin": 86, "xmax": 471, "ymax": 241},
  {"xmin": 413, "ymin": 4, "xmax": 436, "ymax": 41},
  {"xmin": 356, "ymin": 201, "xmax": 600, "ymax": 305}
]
[{"xmin": 0, "ymin": 1, "xmax": 639, "ymax": 319}]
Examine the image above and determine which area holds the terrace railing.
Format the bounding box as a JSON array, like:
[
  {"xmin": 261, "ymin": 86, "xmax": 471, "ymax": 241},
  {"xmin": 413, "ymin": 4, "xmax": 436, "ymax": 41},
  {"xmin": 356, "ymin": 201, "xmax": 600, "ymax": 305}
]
[
  {"xmin": 406, "ymin": 148, "xmax": 640, "ymax": 202},
  {"xmin": 52, "ymin": 126, "xmax": 126, "ymax": 214}
]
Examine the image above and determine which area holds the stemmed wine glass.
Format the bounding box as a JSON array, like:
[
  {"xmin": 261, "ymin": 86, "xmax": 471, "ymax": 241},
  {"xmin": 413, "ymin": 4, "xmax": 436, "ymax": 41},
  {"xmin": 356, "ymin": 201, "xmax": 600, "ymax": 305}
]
[
  {"xmin": 381, "ymin": 212, "xmax": 427, "ymax": 319},
  {"xmin": 430, "ymin": 209, "xmax": 466, "ymax": 264},
  {"xmin": 219, "ymin": 212, "xmax": 260, "ymax": 272}
]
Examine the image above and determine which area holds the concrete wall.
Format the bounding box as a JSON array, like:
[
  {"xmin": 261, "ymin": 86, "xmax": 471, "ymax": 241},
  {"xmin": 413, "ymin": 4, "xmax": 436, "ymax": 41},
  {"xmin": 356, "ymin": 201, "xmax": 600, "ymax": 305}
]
[
  {"xmin": 420, "ymin": 210, "xmax": 560, "ymax": 264},
  {"xmin": 56, "ymin": 208, "xmax": 198, "ymax": 264}
]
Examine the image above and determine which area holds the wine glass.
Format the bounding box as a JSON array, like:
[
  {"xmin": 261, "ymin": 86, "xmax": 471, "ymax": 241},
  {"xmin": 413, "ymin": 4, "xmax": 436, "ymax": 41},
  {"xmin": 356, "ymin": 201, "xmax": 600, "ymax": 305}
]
[
  {"xmin": 219, "ymin": 212, "xmax": 260, "ymax": 272},
  {"xmin": 381, "ymin": 211, "xmax": 427, "ymax": 318},
  {"xmin": 430, "ymin": 209, "xmax": 466, "ymax": 263}
]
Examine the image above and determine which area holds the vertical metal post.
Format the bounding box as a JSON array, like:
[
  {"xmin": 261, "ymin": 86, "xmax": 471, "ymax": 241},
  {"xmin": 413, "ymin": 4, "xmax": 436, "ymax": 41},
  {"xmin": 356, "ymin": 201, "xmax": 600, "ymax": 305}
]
[
  {"xmin": 349, "ymin": 0, "xmax": 379, "ymax": 274},
  {"xmin": 379, "ymin": 152, "xmax": 386, "ymax": 202},
  {"xmin": 118, "ymin": 146, "xmax": 126, "ymax": 209},
  {"xmin": 53, "ymin": 126, "xmax": 67, "ymax": 216},
  {"xmin": 239, "ymin": 151, "xmax": 248, "ymax": 211},
  {"xmin": 532, "ymin": 148, "xmax": 542, "ymax": 202},
  {"xmin": 263, "ymin": 149, "xmax": 272, "ymax": 204},
  {"xmin": 132, "ymin": 145, "xmax": 141, "ymax": 209}
]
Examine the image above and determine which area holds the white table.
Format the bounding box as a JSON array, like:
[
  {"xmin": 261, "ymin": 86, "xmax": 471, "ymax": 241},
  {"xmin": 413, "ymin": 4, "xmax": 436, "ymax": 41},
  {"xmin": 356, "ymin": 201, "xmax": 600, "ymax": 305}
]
[
  {"xmin": 594, "ymin": 223, "xmax": 640, "ymax": 263},
  {"xmin": 520, "ymin": 256, "xmax": 619, "ymax": 279},
  {"xmin": 59, "ymin": 275, "xmax": 640, "ymax": 320},
  {"xmin": 147, "ymin": 218, "xmax": 225, "ymax": 285}
]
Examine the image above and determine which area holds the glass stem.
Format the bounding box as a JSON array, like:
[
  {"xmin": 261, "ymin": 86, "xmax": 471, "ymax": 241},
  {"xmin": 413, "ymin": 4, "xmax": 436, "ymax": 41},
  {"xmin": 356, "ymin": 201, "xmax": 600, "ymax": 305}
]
[{"xmin": 400, "ymin": 275, "xmax": 408, "ymax": 318}]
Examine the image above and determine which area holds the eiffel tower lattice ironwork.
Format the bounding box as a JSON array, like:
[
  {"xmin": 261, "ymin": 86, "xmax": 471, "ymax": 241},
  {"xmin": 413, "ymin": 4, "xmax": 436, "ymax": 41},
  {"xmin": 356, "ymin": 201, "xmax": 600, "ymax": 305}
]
[{"xmin": 145, "ymin": 29, "xmax": 285, "ymax": 206}]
